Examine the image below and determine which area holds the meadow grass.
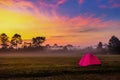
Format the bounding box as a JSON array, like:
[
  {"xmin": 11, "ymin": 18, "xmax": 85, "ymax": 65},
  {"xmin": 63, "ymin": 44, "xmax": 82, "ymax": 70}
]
[{"xmin": 0, "ymin": 54, "xmax": 120, "ymax": 80}]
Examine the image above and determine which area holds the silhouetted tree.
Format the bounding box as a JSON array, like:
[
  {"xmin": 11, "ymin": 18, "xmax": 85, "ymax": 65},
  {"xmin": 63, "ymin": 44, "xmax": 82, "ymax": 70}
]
[
  {"xmin": 45, "ymin": 44, "xmax": 51, "ymax": 48},
  {"xmin": 66, "ymin": 44, "xmax": 73, "ymax": 47},
  {"xmin": 0, "ymin": 33, "xmax": 9, "ymax": 49},
  {"xmin": 96, "ymin": 42, "xmax": 105, "ymax": 54},
  {"xmin": 53, "ymin": 44, "xmax": 58, "ymax": 47},
  {"xmin": 108, "ymin": 36, "xmax": 120, "ymax": 54},
  {"xmin": 32, "ymin": 37, "xmax": 45, "ymax": 47},
  {"xmin": 97, "ymin": 42, "xmax": 103, "ymax": 49},
  {"xmin": 10, "ymin": 33, "xmax": 22, "ymax": 49},
  {"xmin": 103, "ymin": 43, "xmax": 109, "ymax": 54}
]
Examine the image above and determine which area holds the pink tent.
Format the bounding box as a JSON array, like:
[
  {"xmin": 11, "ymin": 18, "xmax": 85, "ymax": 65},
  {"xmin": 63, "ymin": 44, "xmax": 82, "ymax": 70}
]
[{"xmin": 78, "ymin": 53, "xmax": 101, "ymax": 67}]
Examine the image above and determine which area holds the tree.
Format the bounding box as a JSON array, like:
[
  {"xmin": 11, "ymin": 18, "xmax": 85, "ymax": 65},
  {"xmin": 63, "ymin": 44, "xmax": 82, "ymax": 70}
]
[
  {"xmin": 96, "ymin": 42, "xmax": 105, "ymax": 54},
  {"xmin": 32, "ymin": 37, "xmax": 45, "ymax": 47},
  {"xmin": 0, "ymin": 33, "xmax": 9, "ymax": 49},
  {"xmin": 108, "ymin": 36, "xmax": 120, "ymax": 54},
  {"xmin": 53, "ymin": 44, "xmax": 58, "ymax": 47},
  {"xmin": 97, "ymin": 42, "xmax": 103, "ymax": 49},
  {"xmin": 45, "ymin": 44, "xmax": 51, "ymax": 48},
  {"xmin": 10, "ymin": 33, "xmax": 22, "ymax": 49}
]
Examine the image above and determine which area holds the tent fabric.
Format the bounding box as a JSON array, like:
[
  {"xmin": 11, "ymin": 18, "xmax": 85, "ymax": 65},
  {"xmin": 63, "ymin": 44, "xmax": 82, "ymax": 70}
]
[{"xmin": 78, "ymin": 53, "xmax": 101, "ymax": 67}]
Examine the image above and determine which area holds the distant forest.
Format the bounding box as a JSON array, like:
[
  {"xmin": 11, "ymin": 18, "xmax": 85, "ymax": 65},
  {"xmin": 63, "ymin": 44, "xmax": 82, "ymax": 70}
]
[{"xmin": 0, "ymin": 33, "xmax": 120, "ymax": 54}]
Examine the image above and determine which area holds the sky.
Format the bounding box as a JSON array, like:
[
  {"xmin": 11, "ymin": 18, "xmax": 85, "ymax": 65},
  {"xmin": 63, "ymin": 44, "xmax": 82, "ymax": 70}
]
[{"xmin": 0, "ymin": 0, "xmax": 120, "ymax": 47}]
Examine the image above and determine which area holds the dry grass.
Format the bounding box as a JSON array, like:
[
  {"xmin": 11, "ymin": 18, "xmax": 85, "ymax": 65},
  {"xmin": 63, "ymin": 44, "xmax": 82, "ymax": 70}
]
[{"xmin": 0, "ymin": 54, "xmax": 120, "ymax": 80}]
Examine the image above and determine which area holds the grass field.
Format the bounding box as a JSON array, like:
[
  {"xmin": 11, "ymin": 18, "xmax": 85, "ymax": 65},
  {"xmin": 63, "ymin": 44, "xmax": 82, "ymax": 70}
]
[{"xmin": 0, "ymin": 54, "xmax": 120, "ymax": 80}]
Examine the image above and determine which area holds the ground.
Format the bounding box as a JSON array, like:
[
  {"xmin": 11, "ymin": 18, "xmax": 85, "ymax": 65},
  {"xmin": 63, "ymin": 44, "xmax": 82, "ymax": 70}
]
[{"xmin": 0, "ymin": 53, "xmax": 120, "ymax": 80}]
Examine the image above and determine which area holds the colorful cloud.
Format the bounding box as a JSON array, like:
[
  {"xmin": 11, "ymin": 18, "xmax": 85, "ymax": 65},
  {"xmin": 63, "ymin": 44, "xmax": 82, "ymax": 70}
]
[{"xmin": 0, "ymin": 0, "xmax": 119, "ymax": 46}]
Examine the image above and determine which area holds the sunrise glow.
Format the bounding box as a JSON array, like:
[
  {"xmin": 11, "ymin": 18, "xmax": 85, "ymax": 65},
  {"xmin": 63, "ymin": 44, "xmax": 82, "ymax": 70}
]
[{"xmin": 0, "ymin": 0, "xmax": 120, "ymax": 46}]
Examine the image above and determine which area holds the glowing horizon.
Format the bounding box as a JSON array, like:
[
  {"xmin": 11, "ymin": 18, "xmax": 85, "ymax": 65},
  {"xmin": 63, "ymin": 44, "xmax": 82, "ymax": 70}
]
[{"xmin": 0, "ymin": 0, "xmax": 120, "ymax": 46}]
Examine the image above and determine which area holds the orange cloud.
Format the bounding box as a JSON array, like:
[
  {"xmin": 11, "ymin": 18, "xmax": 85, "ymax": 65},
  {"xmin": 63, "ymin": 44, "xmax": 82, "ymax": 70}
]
[
  {"xmin": 0, "ymin": 0, "xmax": 119, "ymax": 46},
  {"xmin": 1, "ymin": 0, "xmax": 118, "ymax": 34}
]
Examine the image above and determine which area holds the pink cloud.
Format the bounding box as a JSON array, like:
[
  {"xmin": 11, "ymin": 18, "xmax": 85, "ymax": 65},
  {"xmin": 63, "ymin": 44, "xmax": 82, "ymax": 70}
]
[
  {"xmin": 0, "ymin": 0, "xmax": 119, "ymax": 34},
  {"xmin": 0, "ymin": 0, "xmax": 51, "ymax": 18},
  {"xmin": 0, "ymin": 0, "xmax": 37, "ymax": 13},
  {"xmin": 98, "ymin": 0, "xmax": 120, "ymax": 9},
  {"xmin": 57, "ymin": 0, "xmax": 67, "ymax": 5},
  {"xmin": 79, "ymin": 0, "xmax": 84, "ymax": 4},
  {"xmin": 110, "ymin": 3, "xmax": 120, "ymax": 8},
  {"xmin": 38, "ymin": 0, "xmax": 67, "ymax": 18},
  {"xmin": 57, "ymin": 14, "xmax": 120, "ymax": 34},
  {"xmin": 99, "ymin": 5, "xmax": 107, "ymax": 9},
  {"xmin": 38, "ymin": 0, "xmax": 66, "ymax": 8},
  {"xmin": 109, "ymin": 0, "xmax": 120, "ymax": 8},
  {"xmin": 0, "ymin": 0, "xmax": 120, "ymax": 46}
]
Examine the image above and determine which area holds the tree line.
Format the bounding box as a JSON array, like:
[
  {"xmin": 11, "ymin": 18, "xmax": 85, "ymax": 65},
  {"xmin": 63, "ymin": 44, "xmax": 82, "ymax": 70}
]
[
  {"xmin": 96, "ymin": 35, "xmax": 120, "ymax": 54},
  {"xmin": 0, "ymin": 33, "xmax": 120, "ymax": 54},
  {"xmin": 0, "ymin": 33, "xmax": 45, "ymax": 49}
]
